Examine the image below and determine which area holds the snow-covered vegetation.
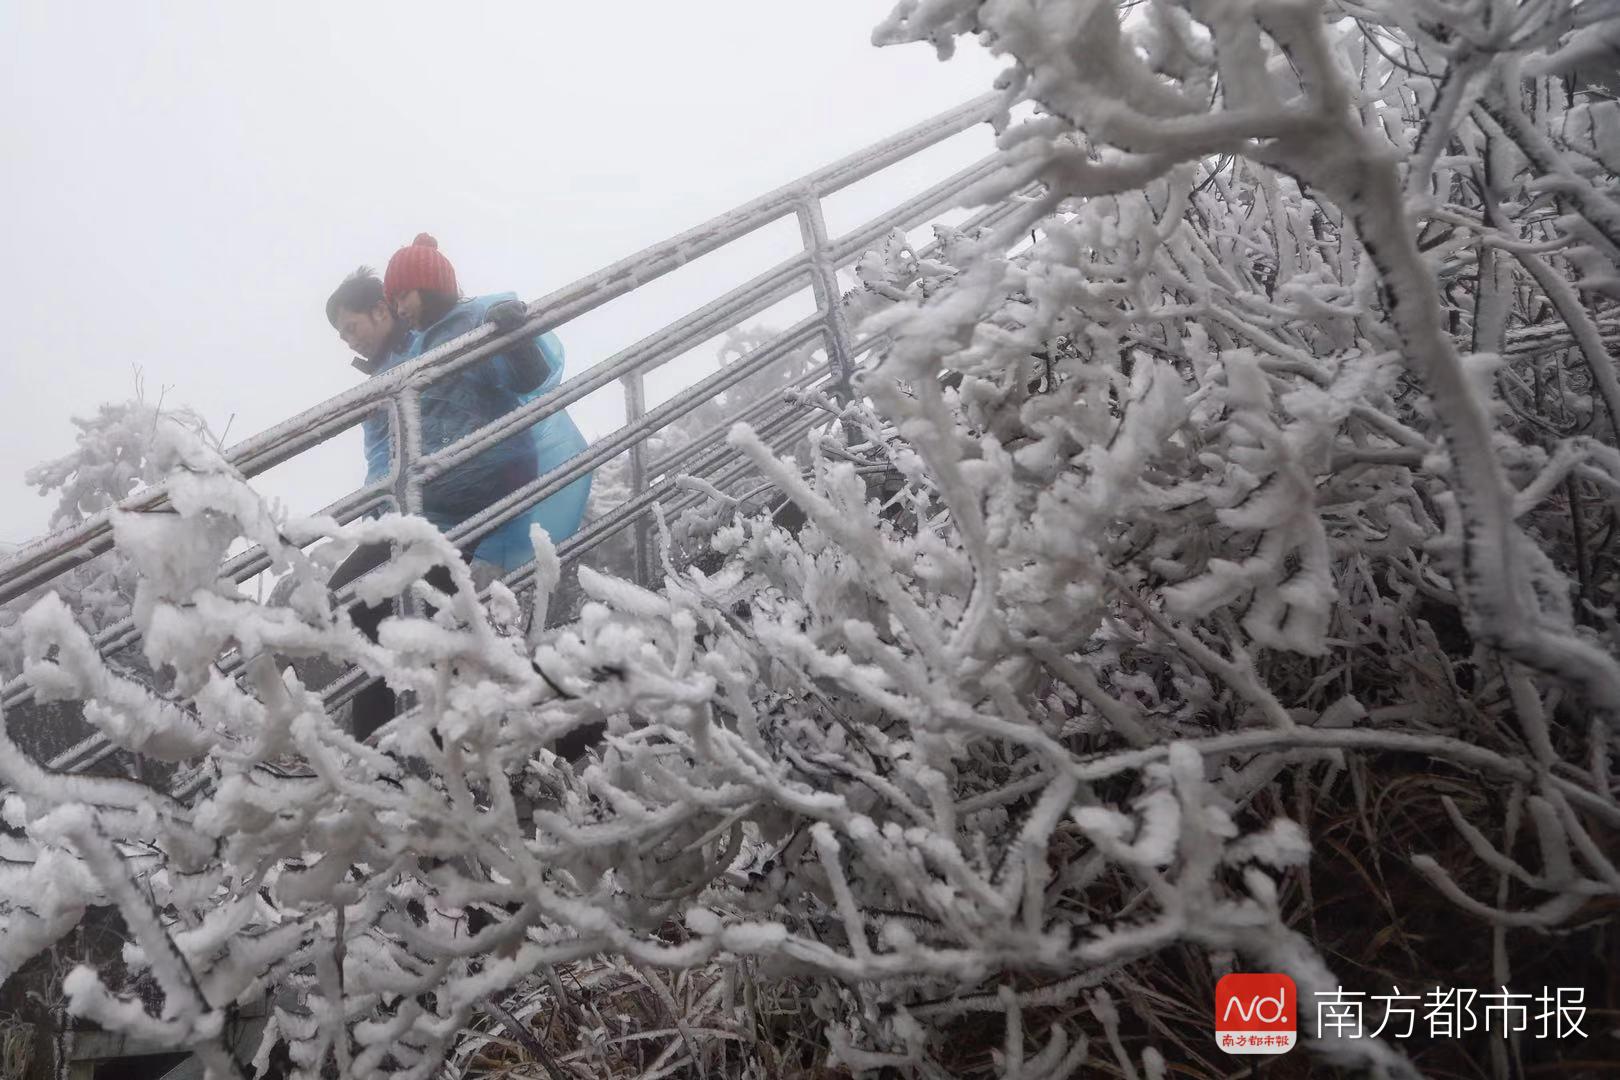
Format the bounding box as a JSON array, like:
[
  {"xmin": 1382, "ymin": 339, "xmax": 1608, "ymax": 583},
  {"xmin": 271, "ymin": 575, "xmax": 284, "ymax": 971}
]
[{"xmin": 4, "ymin": 1, "xmax": 1620, "ymax": 1077}]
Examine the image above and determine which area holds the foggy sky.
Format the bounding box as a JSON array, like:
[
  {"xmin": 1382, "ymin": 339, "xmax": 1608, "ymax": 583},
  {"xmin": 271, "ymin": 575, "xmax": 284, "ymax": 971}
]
[{"xmin": 0, "ymin": 2, "xmax": 1002, "ymax": 546}]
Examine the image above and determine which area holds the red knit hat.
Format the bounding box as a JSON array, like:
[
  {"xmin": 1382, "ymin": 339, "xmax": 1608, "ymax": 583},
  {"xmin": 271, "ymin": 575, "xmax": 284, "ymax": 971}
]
[{"xmin": 384, "ymin": 233, "xmax": 458, "ymax": 302}]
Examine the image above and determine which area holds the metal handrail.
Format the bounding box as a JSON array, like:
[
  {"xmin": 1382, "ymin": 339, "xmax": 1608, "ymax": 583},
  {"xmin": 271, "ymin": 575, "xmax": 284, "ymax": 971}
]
[
  {"xmin": 0, "ymin": 93, "xmax": 1013, "ymax": 778},
  {"xmin": 0, "ymin": 91, "xmax": 1001, "ymax": 608}
]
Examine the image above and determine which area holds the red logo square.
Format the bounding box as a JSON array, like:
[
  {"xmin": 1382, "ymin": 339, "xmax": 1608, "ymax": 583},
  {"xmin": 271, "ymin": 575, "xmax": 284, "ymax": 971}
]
[{"xmin": 1216, "ymin": 973, "xmax": 1297, "ymax": 1055}]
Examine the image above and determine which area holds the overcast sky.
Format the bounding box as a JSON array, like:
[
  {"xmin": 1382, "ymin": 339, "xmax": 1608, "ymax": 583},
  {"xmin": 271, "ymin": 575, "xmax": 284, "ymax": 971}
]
[{"xmin": 0, "ymin": 2, "xmax": 1003, "ymax": 547}]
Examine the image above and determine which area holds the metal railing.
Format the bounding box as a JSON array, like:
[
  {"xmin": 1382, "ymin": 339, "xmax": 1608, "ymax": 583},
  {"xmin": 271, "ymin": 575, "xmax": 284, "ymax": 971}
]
[{"xmin": 0, "ymin": 92, "xmax": 1024, "ymax": 773}]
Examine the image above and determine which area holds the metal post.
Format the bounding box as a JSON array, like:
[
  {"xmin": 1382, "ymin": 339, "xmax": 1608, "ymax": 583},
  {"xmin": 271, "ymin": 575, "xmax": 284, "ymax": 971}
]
[
  {"xmin": 621, "ymin": 372, "xmax": 653, "ymax": 585},
  {"xmin": 797, "ymin": 191, "xmax": 867, "ymax": 457},
  {"xmin": 796, "ymin": 192, "xmax": 858, "ymax": 399},
  {"xmin": 390, "ymin": 390, "xmax": 426, "ymax": 622},
  {"xmin": 395, "ymin": 389, "xmax": 426, "ymax": 519}
]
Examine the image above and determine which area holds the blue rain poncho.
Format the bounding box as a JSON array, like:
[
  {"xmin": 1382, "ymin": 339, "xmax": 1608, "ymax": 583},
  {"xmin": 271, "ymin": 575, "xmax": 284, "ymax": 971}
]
[{"xmin": 359, "ymin": 293, "xmax": 591, "ymax": 570}]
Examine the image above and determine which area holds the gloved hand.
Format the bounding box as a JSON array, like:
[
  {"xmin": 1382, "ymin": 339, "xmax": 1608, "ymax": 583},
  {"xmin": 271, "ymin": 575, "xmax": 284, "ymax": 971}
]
[{"xmin": 485, "ymin": 298, "xmax": 530, "ymax": 333}]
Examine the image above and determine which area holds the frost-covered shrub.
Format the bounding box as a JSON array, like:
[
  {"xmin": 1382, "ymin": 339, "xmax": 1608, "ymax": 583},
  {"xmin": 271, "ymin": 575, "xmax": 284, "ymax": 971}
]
[
  {"xmin": 1, "ymin": 401, "xmax": 217, "ymax": 705},
  {"xmin": 3, "ymin": 3, "xmax": 1620, "ymax": 1079}
]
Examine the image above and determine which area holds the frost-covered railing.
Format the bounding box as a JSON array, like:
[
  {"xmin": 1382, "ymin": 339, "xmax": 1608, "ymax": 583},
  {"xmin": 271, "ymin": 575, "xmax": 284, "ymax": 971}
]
[{"xmin": 0, "ymin": 92, "xmax": 1026, "ymax": 771}]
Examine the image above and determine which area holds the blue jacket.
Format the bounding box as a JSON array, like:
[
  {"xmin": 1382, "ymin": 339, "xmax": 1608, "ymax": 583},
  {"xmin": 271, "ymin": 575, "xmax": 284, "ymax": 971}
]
[{"xmin": 360, "ymin": 293, "xmax": 591, "ymax": 570}]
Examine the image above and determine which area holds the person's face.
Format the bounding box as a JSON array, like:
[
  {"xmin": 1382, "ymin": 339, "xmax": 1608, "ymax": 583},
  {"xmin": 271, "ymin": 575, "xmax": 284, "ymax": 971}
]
[
  {"xmin": 336, "ymin": 301, "xmax": 396, "ymax": 362},
  {"xmin": 394, "ymin": 289, "xmax": 425, "ymax": 331}
]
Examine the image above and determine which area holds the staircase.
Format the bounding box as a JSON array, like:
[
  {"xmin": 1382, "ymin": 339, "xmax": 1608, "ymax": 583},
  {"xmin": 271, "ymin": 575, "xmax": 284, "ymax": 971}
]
[{"xmin": 0, "ymin": 93, "xmax": 1023, "ymax": 785}]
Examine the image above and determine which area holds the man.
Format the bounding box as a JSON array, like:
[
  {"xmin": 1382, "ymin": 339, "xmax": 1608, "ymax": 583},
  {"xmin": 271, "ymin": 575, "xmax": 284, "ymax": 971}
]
[
  {"xmin": 326, "ymin": 267, "xmax": 411, "ymax": 374},
  {"xmin": 323, "ymin": 266, "xmax": 458, "ymax": 740}
]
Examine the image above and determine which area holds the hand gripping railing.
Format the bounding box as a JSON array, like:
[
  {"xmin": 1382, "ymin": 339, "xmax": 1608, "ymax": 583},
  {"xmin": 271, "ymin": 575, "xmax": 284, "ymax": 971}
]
[{"xmin": 0, "ymin": 92, "xmax": 1025, "ymax": 774}]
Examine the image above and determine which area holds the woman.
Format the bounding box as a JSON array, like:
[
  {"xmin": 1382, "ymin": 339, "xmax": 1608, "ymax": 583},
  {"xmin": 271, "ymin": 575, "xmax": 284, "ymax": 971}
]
[{"xmin": 382, "ymin": 233, "xmax": 592, "ymax": 571}]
